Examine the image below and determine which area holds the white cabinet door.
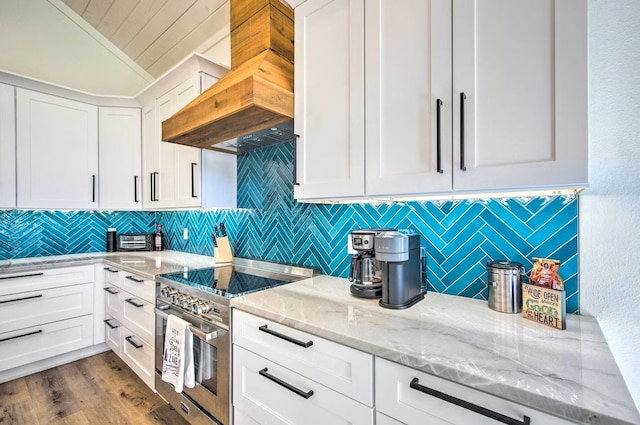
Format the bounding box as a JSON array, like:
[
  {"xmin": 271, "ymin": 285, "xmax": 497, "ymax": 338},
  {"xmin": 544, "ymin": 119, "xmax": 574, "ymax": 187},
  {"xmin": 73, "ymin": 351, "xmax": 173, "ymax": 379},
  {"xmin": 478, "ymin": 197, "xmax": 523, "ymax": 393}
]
[
  {"xmin": 452, "ymin": 0, "xmax": 587, "ymax": 192},
  {"xmin": 294, "ymin": 0, "xmax": 365, "ymax": 200},
  {"xmin": 376, "ymin": 357, "xmax": 574, "ymax": 425},
  {"xmin": 142, "ymin": 104, "xmax": 159, "ymax": 207},
  {"xmin": 233, "ymin": 346, "xmax": 374, "ymax": 425},
  {"xmin": 365, "ymin": 0, "xmax": 453, "ymax": 196},
  {"xmin": 0, "ymin": 83, "xmax": 15, "ymax": 209},
  {"xmin": 98, "ymin": 107, "xmax": 142, "ymax": 210},
  {"xmin": 16, "ymin": 88, "xmax": 98, "ymax": 209}
]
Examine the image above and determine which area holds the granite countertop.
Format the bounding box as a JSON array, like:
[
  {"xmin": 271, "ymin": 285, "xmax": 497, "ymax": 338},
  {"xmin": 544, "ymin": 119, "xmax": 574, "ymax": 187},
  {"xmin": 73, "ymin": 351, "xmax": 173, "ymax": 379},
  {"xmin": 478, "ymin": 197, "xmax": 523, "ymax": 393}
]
[
  {"xmin": 0, "ymin": 250, "xmax": 216, "ymax": 280},
  {"xmin": 231, "ymin": 275, "xmax": 640, "ymax": 425}
]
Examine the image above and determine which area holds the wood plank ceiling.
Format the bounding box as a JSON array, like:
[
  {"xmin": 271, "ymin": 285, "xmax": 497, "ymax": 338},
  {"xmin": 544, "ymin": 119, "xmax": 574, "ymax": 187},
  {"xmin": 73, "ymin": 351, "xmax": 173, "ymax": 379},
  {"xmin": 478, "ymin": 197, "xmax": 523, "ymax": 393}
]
[{"xmin": 62, "ymin": 0, "xmax": 228, "ymax": 78}]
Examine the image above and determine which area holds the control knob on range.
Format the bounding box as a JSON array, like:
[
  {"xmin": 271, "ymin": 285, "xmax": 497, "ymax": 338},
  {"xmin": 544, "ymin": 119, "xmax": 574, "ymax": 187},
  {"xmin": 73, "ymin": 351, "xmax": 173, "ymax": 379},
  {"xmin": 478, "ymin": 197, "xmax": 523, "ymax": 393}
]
[{"xmin": 191, "ymin": 301, "xmax": 211, "ymax": 315}]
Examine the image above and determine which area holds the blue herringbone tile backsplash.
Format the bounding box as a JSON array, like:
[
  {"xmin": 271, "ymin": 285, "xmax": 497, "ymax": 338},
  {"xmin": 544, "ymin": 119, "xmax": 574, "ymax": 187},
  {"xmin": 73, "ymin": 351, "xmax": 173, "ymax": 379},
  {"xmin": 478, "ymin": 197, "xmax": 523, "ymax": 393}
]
[
  {"xmin": 0, "ymin": 210, "xmax": 155, "ymax": 258},
  {"xmin": 0, "ymin": 142, "xmax": 579, "ymax": 313},
  {"xmin": 158, "ymin": 142, "xmax": 579, "ymax": 313}
]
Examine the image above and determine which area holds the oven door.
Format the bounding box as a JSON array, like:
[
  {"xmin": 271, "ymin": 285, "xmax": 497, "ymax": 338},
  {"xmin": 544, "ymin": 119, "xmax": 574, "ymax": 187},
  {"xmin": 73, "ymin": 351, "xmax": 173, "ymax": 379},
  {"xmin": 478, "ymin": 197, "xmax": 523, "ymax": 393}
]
[{"xmin": 155, "ymin": 305, "xmax": 229, "ymax": 425}]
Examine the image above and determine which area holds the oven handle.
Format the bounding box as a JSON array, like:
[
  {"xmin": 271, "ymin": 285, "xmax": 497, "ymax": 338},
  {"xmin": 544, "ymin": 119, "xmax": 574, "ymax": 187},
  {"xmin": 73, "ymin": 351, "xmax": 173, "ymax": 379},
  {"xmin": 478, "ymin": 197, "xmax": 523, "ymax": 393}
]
[{"xmin": 155, "ymin": 308, "xmax": 223, "ymax": 342}]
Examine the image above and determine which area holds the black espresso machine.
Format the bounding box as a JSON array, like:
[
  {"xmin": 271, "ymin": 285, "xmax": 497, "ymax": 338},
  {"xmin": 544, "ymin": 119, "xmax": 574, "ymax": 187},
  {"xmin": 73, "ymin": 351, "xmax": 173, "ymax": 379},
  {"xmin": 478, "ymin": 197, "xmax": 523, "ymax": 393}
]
[{"xmin": 348, "ymin": 228, "xmax": 424, "ymax": 308}]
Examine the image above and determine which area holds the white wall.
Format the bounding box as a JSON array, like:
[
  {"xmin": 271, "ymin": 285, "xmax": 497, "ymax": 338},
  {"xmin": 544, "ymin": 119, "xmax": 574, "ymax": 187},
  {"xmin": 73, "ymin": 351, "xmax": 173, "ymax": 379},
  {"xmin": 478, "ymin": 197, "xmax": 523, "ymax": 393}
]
[{"xmin": 581, "ymin": 0, "xmax": 640, "ymax": 408}]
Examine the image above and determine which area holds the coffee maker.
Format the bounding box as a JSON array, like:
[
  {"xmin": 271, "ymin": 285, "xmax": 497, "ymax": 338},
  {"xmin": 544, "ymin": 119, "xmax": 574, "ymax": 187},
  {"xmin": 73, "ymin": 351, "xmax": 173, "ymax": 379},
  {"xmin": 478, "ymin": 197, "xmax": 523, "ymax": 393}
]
[
  {"xmin": 348, "ymin": 228, "xmax": 393, "ymax": 298},
  {"xmin": 375, "ymin": 231, "xmax": 424, "ymax": 309}
]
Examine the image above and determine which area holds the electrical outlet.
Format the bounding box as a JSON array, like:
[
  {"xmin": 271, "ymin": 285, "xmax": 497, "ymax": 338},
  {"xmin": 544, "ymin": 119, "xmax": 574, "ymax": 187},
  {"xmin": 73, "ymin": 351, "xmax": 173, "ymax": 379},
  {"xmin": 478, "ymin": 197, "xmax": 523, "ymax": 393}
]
[
  {"xmin": 347, "ymin": 235, "xmax": 356, "ymax": 255},
  {"xmin": 183, "ymin": 228, "xmax": 189, "ymax": 240}
]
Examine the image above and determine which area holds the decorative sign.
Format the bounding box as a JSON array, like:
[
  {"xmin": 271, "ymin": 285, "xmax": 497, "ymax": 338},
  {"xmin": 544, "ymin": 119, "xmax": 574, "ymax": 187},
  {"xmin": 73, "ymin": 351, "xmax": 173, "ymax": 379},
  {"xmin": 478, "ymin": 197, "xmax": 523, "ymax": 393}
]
[{"xmin": 522, "ymin": 283, "xmax": 566, "ymax": 330}]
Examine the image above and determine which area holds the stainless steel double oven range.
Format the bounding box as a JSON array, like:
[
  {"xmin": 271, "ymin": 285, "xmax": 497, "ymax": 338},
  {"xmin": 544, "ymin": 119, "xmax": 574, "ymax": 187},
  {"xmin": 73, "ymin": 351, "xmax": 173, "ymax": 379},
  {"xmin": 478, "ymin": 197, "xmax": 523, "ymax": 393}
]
[{"xmin": 154, "ymin": 258, "xmax": 318, "ymax": 425}]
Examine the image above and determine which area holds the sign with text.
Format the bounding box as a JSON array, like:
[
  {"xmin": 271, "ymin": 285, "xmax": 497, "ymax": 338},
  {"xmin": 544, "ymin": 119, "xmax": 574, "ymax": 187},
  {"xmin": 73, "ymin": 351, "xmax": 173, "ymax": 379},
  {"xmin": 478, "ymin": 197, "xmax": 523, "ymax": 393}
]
[{"xmin": 522, "ymin": 283, "xmax": 566, "ymax": 330}]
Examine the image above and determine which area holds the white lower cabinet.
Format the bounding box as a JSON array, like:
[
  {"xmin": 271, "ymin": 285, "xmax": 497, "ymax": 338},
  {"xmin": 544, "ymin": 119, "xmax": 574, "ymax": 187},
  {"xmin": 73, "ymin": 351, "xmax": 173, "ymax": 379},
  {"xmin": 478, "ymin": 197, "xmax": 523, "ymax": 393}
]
[
  {"xmin": 104, "ymin": 315, "xmax": 122, "ymax": 357},
  {"xmin": 375, "ymin": 357, "xmax": 576, "ymax": 425},
  {"xmin": 103, "ymin": 265, "xmax": 155, "ymax": 389},
  {"xmin": 233, "ymin": 347, "xmax": 373, "ymax": 425},
  {"xmin": 0, "ymin": 265, "xmax": 96, "ymax": 373},
  {"xmin": 120, "ymin": 324, "xmax": 155, "ymax": 389},
  {"xmin": 232, "ymin": 309, "xmax": 374, "ymax": 425},
  {"xmin": 376, "ymin": 413, "xmax": 403, "ymax": 425}
]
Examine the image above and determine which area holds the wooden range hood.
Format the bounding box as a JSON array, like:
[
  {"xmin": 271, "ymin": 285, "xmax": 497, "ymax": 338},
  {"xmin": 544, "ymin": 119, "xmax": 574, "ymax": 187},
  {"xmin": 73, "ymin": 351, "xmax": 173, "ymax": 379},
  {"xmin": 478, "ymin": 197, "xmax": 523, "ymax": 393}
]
[{"xmin": 161, "ymin": 0, "xmax": 294, "ymax": 154}]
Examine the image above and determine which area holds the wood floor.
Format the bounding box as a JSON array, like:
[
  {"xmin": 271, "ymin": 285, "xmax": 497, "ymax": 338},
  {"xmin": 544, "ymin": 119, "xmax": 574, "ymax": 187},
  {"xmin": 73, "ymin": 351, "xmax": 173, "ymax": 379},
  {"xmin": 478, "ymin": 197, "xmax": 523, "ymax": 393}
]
[{"xmin": 0, "ymin": 351, "xmax": 189, "ymax": 425}]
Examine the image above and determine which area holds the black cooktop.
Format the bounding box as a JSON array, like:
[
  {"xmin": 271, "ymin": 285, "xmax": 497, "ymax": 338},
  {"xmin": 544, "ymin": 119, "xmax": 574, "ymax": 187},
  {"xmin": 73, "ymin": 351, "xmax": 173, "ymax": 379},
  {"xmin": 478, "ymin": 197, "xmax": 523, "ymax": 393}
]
[{"xmin": 159, "ymin": 266, "xmax": 291, "ymax": 298}]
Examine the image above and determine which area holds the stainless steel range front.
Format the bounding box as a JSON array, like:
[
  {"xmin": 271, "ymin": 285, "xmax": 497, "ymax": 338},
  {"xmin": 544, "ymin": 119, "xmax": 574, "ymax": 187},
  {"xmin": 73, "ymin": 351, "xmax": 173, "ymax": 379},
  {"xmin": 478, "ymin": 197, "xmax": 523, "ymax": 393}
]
[{"xmin": 155, "ymin": 258, "xmax": 318, "ymax": 425}]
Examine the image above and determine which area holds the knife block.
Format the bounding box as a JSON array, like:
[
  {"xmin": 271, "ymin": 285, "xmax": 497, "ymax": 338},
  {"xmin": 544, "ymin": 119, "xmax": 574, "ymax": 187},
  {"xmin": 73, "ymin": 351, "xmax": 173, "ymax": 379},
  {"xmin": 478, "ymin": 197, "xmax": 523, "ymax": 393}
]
[{"xmin": 214, "ymin": 236, "xmax": 234, "ymax": 264}]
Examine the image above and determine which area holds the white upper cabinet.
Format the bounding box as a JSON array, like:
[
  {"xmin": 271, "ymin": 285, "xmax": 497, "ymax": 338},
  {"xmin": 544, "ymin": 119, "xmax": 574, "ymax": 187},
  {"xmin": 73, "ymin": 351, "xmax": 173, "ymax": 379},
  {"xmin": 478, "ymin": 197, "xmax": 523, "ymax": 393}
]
[
  {"xmin": 0, "ymin": 83, "xmax": 15, "ymax": 209},
  {"xmin": 365, "ymin": 0, "xmax": 452, "ymax": 196},
  {"xmin": 293, "ymin": 0, "xmax": 365, "ymax": 200},
  {"xmin": 452, "ymin": 0, "xmax": 588, "ymax": 192},
  {"xmin": 16, "ymin": 88, "xmax": 98, "ymax": 209},
  {"xmin": 141, "ymin": 63, "xmax": 236, "ymax": 210},
  {"xmin": 98, "ymin": 107, "xmax": 142, "ymax": 210},
  {"xmin": 294, "ymin": 0, "xmax": 587, "ymax": 200}
]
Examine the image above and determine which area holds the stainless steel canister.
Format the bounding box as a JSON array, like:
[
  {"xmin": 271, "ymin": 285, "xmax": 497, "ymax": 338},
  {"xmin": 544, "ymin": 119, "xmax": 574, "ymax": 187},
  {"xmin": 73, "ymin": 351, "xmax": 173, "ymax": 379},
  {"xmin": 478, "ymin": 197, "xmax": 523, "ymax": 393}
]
[{"xmin": 486, "ymin": 260, "xmax": 523, "ymax": 313}]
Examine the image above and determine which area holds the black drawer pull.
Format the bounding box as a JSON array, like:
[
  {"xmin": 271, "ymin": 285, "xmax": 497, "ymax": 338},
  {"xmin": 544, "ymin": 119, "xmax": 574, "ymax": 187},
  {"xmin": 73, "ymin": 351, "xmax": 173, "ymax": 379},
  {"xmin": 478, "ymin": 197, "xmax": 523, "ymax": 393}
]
[
  {"xmin": 125, "ymin": 336, "xmax": 143, "ymax": 349},
  {"xmin": 103, "ymin": 287, "xmax": 119, "ymax": 295},
  {"xmin": 0, "ymin": 294, "xmax": 43, "ymax": 304},
  {"xmin": 459, "ymin": 92, "xmax": 467, "ymax": 171},
  {"xmin": 125, "ymin": 275, "xmax": 144, "ymax": 283},
  {"xmin": 259, "ymin": 368, "xmax": 314, "ymax": 399},
  {"xmin": 0, "ymin": 272, "xmax": 44, "ymax": 280},
  {"xmin": 103, "ymin": 319, "xmax": 119, "ymax": 329},
  {"xmin": 125, "ymin": 298, "xmax": 144, "ymax": 308},
  {"xmin": 409, "ymin": 378, "xmax": 531, "ymax": 425},
  {"xmin": 259, "ymin": 325, "xmax": 313, "ymax": 348},
  {"xmin": 0, "ymin": 329, "xmax": 43, "ymax": 343},
  {"xmin": 436, "ymin": 98, "xmax": 444, "ymax": 174},
  {"xmin": 103, "ymin": 267, "xmax": 119, "ymax": 273}
]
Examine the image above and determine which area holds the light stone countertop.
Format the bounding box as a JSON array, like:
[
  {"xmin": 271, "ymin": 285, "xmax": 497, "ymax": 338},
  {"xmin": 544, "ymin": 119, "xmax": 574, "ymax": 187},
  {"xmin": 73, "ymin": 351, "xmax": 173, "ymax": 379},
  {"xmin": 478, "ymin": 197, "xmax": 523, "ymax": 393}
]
[
  {"xmin": 231, "ymin": 275, "xmax": 640, "ymax": 425},
  {"xmin": 0, "ymin": 250, "xmax": 216, "ymax": 280}
]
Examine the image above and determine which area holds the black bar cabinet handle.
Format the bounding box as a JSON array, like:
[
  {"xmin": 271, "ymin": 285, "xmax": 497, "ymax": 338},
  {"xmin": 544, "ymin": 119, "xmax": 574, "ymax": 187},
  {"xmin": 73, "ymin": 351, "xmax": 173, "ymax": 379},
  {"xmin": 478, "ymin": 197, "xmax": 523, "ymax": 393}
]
[
  {"xmin": 409, "ymin": 378, "xmax": 531, "ymax": 425},
  {"xmin": 151, "ymin": 172, "xmax": 159, "ymax": 201},
  {"xmin": 125, "ymin": 275, "xmax": 144, "ymax": 283},
  {"xmin": 125, "ymin": 336, "xmax": 143, "ymax": 349},
  {"xmin": 436, "ymin": 99, "xmax": 443, "ymax": 174},
  {"xmin": 92, "ymin": 175, "xmax": 96, "ymax": 202},
  {"xmin": 191, "ymin": 163, "xmax": 198, "ymax": 198},
  {"xmin": 0, "ymin": 329, "xmax": 43, "ymax": 343},
  {"xmin": 293, "ymin": 134, "xmax": 301, "ymax": 186},
  {"xmin": 103, "ymin": 287, "xmax": 119, "ymax": 295},
  {"xmin": 103, "ymin": 267, "xmax": 119, "ymax": 273},
  {"xmin": 460, "ymin": 92, "xmax": 467, "ymax": 171},
  {"xmin": 103, "ymin": 319, "xmax": 119, "ymax": 329},
  {"xmin": 0, "ymin": 294, "xmax": 43, "ymax": 304},
  {"xmin": 259, "ymin": 324, "xmax": 313, "ymax": 348},
  {"xmin": 259, "ymin": 368, "xmax": 314, "ymax": 399},
  {"xmin": 0, "ymin": 272, "xmax": 44, "ymax": 280},
  {"xmin": 125, "ymin": 298, "xmax": 144, "ymax": 308},
  {"xmin": 134, "ymin": 175, "xmax": 139, "ymax": 203}
]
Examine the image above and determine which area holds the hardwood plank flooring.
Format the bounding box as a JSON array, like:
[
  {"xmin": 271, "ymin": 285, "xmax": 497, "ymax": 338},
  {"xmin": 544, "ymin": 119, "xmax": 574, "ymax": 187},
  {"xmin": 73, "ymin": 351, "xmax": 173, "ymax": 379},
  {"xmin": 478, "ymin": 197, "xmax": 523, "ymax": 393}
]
[{"xmin": 0, "ymin": 351, "xmax": 189, "ymax": 425}]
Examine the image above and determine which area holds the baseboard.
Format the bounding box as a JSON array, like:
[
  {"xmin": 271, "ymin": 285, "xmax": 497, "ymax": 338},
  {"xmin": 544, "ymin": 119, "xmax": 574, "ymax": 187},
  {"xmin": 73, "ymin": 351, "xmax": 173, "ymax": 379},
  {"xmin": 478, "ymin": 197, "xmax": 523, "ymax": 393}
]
[{"xmin": 0, "ymin": 343, "xmax": 110, "ymax": 384}]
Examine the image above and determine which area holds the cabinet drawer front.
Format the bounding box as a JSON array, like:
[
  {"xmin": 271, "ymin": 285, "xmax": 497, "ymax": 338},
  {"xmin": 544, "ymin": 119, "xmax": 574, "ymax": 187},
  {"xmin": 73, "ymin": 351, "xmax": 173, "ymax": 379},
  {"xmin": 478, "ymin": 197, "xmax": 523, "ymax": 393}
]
[
  {"xmin": 104, "ymin": 316, "xmax": 122, "ymax": 357},
  {"xmin": 0, "ymin": 315, "xmax": 93, "ymax": 372},
  {"xmin": 121, "ymin": 296, "xmax": 154, "ymax": 345},
  {"xmin": 376, "ymin": 357, "xmax": 574, "ymax": 425},
  {"xmin": 0, "ymin": 282, "xmax": 93, "ymax": 333},
  {"xmin": 121, "ymin": 272, "xmax": 155, "ymax": 304},
  {"xmin": 104, "ymin": 286, "xmax": 123, "ymax": 319},
  {"xmin": 120, "ymin": 326, "xmax": 154, "ymax": 389},
  {"xmin": 233, "ymin": 346, "xmax": 373, "ymax": 425},
  {"xmin": 376, "ymin": 412, "xmax": 404, "ymax": 425},
  {"xmin": 0, "ymin": 265, "xmax": 94, "ymax": 296},
  {"xmin": 233, "ymin": 309, "xmax": 373, "ymax": 406},
  {"xmin": 103, "ymin": 266, "xmax": 121, "ymax": 286}
]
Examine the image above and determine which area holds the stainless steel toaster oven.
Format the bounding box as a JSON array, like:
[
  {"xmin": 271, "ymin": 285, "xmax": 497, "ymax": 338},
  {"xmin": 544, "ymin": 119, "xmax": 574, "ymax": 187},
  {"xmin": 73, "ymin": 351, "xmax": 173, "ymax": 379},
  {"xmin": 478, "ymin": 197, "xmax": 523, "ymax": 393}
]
[{"xmin": 117, "ymin": 233, "xmax": 154, "ymax": 251}]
